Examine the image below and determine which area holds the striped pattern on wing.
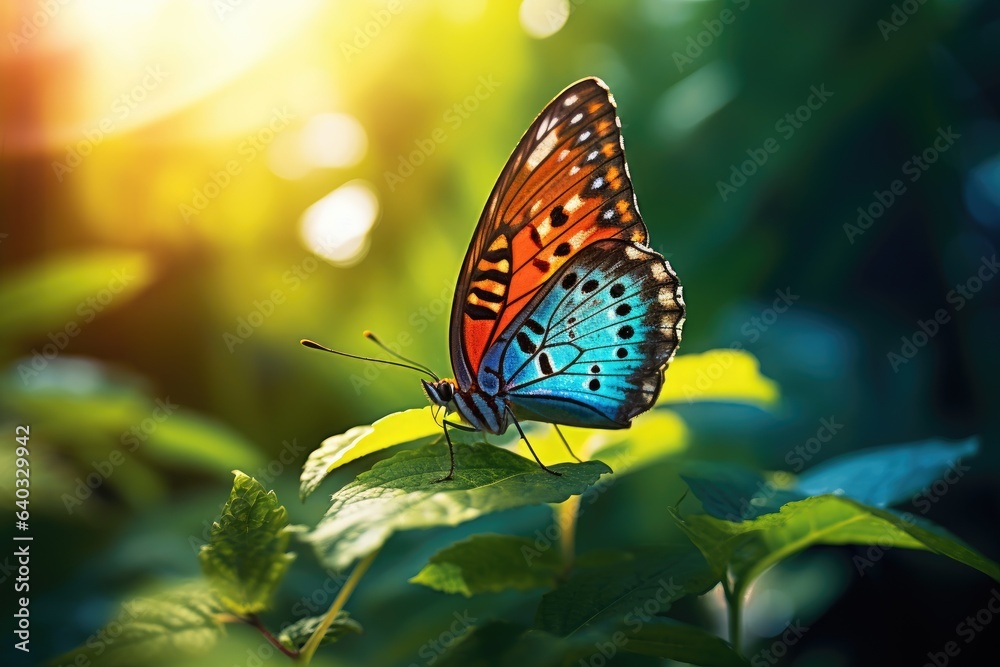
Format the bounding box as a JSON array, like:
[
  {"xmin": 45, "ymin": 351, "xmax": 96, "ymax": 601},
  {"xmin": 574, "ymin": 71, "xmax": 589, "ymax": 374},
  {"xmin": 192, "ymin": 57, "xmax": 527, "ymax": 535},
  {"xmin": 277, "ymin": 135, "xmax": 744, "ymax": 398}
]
[{"xmin": 449, "ymin": 77, "xmax": 649, "ymax": 387}]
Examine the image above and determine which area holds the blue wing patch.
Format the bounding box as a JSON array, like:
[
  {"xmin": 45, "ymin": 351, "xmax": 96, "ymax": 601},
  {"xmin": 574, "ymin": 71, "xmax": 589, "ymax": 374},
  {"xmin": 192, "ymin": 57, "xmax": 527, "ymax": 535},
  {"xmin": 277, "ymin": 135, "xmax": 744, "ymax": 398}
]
[{"xmin": 479, "ymin": 239, "xmax": 684, "ymax": 429}]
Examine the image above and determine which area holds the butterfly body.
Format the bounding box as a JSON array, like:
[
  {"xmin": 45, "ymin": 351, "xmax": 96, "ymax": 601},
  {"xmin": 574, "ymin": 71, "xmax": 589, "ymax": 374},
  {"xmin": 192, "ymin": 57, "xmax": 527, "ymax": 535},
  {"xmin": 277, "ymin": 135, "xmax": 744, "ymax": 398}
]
[{"xmin": 423, "ymin": 379, "xmax": 510, "ymax": 435}]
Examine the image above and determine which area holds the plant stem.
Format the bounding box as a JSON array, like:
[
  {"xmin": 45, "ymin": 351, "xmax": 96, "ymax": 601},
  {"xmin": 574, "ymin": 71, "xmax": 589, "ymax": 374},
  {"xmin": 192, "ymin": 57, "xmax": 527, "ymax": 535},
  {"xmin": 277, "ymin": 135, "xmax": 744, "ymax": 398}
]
[
  {"xmin": 723, "ymin": 579, "xmax": 744, "ymax": 656},
  {"xmin": 298, "ymin": 549, "xmax": 379, "ymax": 664},
  {"xmin": 556, "ymin": 495, "xmax": 581, "ymax": 575},
  {"xmin": 246, "ymin": 615, "xmax": 299, "ymax": 660}
]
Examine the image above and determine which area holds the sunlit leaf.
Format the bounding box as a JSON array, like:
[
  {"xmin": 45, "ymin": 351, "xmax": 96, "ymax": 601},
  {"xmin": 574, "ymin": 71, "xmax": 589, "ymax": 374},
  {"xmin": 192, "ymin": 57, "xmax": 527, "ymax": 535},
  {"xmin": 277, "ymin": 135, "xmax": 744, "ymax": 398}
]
[
  {"xmin": 277, "ymin": 612, "xmax": 362, "ymax": 650},
  {"xmin": 199, "ymin": 471, "xmax": 296, "ymax": 615},
  {"xmin": 516, "ymin": 410, "xmax": 688, "ymax": 475},
  {"xmin": 535, "ymin": 548, "xmax": 719, "ymax": 637},
  {"xmin": 585, "ymin": 410, "xmax": 689, "ymax": 474},
  {"xmin": 307, "ymin": 441, "xmax": 611, "ymax": 571},
  {"xmin": 0, "ymin": 251, "xmax": 154, "ymax": 343},
  {"xmin": 410, "ymin": 534, "xmax": 563, "ymax": 596},
  {"xmin": 657, "ymin": 349, "xmax": 779, "ymax": 409},
  {"xmin": 299, "ymin": 408, "xmax": 441, "ymax": 500},
  {"xmin": 50, "ymin": 585, "xmax": 223, "ymax": 667}
]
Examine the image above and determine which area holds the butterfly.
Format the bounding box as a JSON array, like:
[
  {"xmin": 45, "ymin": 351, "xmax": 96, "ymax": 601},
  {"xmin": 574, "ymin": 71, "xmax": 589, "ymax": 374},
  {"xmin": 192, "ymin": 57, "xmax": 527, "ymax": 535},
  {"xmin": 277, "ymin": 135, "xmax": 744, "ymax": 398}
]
[{"xmin": 304, "ymin": 77, "xmax": 684, "ymax": 481}]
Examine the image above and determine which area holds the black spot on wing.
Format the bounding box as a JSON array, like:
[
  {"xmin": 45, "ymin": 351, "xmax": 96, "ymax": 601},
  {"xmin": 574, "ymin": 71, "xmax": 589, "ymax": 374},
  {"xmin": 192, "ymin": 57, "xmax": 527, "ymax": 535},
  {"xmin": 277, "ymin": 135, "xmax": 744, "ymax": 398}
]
[
  {"xmin": 516, "ymin": 332, "xmax": 537, "ymax": 355},
  {"xmin": 530, "ymin": 227, "xmax": 543, "ymax": 247},
  {"xmin": 539, "ymin": 353, "xmax": 554, "ymax": 376},
  {"xmin": 551, "ymin": 205, "xmax": 569, "ymax": 227}
]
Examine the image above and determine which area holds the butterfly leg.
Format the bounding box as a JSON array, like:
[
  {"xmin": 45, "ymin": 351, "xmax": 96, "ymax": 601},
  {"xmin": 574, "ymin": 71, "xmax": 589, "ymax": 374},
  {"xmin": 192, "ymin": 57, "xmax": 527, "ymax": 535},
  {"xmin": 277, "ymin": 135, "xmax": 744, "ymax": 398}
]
[
  {"xmin": 434, "ymin": 419, "xmax": 479, "ymax": 483},
  {"xmin": 506, "ymin": 408, "xmax": 561, "ymax": 476},
  {"xmin": 553, "ymin": 424, "xmax": 583, "ymax": 463}
]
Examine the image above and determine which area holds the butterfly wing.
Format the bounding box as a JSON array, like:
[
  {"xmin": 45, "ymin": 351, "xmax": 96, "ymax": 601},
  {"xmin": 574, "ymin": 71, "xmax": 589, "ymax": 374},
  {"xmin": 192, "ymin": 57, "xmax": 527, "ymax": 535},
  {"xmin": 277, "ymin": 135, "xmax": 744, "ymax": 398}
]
[
  {"xmin": 450, "ymin": 77, "xmax": 649, "ymax": 388},
  {"xmin": 478, "ymin": 239, "xmax": 684, "ymax": 429}
]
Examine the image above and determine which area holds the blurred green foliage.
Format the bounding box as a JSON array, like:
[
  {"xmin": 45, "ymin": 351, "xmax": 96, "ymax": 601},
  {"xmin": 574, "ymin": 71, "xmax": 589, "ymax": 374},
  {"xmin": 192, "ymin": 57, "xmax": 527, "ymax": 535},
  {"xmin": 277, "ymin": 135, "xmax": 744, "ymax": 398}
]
[{"xmin": 3, "ymin": 0, "xmax": 1000, "ymax": 665}]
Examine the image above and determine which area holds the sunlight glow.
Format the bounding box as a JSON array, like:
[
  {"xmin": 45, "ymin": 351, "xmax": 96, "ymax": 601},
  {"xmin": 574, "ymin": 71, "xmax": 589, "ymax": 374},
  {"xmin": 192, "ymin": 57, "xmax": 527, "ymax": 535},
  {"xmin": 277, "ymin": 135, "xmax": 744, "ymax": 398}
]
[
  {"xmin": 519, "ymin": 0, "xmax": 570, "ymax": 39},
  {"xmin": 299, "ymin": 180, "xmax": 380, "ymax": 267},
  {"xmin": 299, "ymin": 113, "xmax": 368, "ymax": 169},
  {"xmin": 653, "ymin": 62, "xmax": 740, "ymax": 139}
]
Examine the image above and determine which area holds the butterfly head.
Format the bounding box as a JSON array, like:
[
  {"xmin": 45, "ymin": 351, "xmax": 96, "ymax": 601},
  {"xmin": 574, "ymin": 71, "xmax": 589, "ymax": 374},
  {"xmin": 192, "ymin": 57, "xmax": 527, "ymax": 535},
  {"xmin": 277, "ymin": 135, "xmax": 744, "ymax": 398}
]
[{"xmin": 421, "ymin": 378, "xmax": 457, "ymax": 407}]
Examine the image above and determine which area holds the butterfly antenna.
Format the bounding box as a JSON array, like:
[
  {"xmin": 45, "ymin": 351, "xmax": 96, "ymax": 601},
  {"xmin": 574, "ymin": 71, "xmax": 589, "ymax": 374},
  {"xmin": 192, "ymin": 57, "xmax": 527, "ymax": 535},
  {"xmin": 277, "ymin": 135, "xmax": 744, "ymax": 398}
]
[
  {"xmin": 363, "ymin": 330, "xmax": 439, "ymax": 380},
  {"xmin": 300, "ymin": 339, "xmax": 439, "ymax": 381}
]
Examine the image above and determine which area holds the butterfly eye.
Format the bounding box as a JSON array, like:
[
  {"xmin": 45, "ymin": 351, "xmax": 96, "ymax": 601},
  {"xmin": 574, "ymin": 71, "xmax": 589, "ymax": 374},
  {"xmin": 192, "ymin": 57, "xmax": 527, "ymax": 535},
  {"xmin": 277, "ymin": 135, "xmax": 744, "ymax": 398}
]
[{"xmin": 439, "ymin": 383, "xmax": 454, "ymax": 402}]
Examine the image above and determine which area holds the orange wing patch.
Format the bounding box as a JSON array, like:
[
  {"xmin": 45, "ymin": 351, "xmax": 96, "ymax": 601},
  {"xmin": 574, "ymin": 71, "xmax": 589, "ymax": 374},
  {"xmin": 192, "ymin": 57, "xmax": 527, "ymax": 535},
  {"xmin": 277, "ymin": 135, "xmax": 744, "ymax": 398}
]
[{"xmin": 452, "ymin": 78, "xmax": 652, "ymax": 382}]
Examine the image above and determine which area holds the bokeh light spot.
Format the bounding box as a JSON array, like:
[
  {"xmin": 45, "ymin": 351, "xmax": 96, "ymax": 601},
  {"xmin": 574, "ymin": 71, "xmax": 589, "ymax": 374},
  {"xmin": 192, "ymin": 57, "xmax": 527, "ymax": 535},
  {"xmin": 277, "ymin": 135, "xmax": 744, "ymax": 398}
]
[
  {"xmin": 299, "ymin": 112, "xmax": 368, "ymax": 169},
  {"xmin": 299, "ymin": 180, "xmax": 380, "ymax": 267},
  {"xmin": 653, "ymin": 62, "xmax": 739, "ymax": 139},
  {"xmin": 519, "ymin": 0, "xmax": 570, "ymax": 39}
]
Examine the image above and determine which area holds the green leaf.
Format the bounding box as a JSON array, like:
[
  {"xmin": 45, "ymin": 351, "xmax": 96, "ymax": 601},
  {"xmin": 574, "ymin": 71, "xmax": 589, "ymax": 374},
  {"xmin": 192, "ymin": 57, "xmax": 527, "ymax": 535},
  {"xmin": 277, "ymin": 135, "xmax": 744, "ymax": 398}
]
[
  {"xmin": 300, "ymin": 408, "xmax": 441, "ymax": 500},
  {"xmin": 199, "ymin": 471, "xmax": 296, "ymax": 615},
  {"xmin": 49, "ymin": 585, "xmax": 223, "ymax": 667},
  {"xmin": 277, "ymin": 612, "xmax": 362, "ymax": 650},
  {"xmin": 846, "ymin": 500, "xmax": 1000, "ymax": 582},
  {"xmin": 434, "ymin": 618, "xmax": 747, "ymax": 667},
  {"xmin": 535, "ymin": 548, "xmax": 720, "ymax": 637},
  {"xmin": 307, "ymin": 441, "xmax": 611, "ymax": 570},
  {"xmin": 0, "ymin": 251, "xmax": 154, "ymax": 343},
  {"xmin": 618, "ymin": 617, "xmax": 748, "ymax": 666},
  {"xmin": 432, "ymin": 622, "xmax": 550, "ymax": 667},
  {"xmin": 142, "ymin": 411, "xmax": 266, "ymax": 473},
  {"xmin": 410, "ymin": 533, "xmax": 563, "ymax": 596},
  {"xmin": 681, "ymin": 462, "xmax": 803, "ymax": 522},
  {"xmin": 674, "ymin": 495, "xmax": 1000, "ymax": 601},
  {"xmin": 682, "ymin": 438, "xmax": 980, "ymax": 523},
  {"xmin": 657, "ymin": 349, "xmax": 779, "ymax": 409},
  {"xmin": 796, "ymin": 437, "xmax": 979, "ymax": 508}
]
